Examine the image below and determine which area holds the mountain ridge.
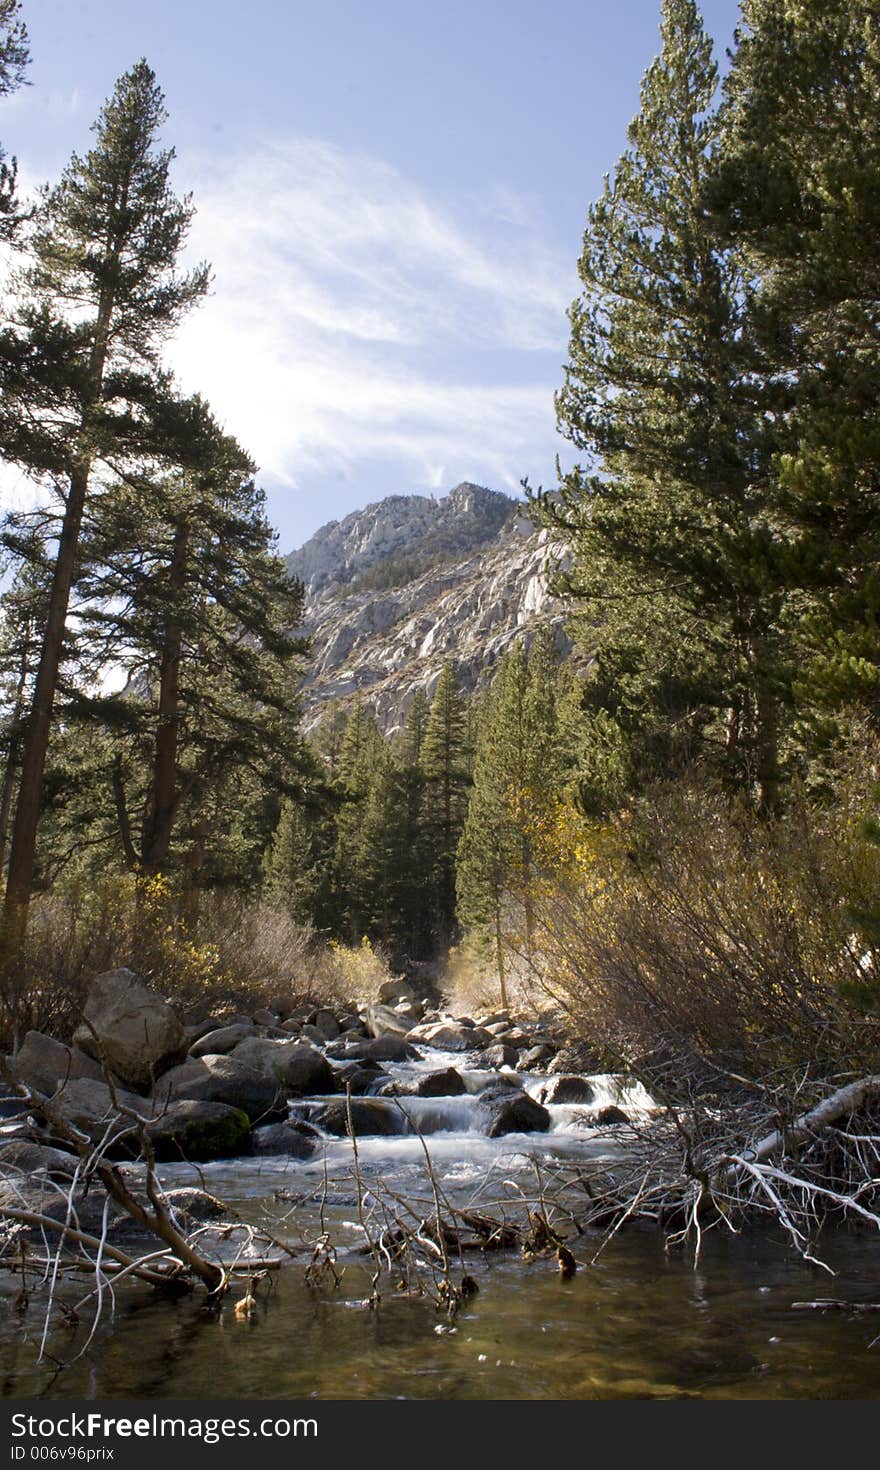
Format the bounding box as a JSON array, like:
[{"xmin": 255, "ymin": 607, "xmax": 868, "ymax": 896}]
[{"xmin": 286, "ymin": 482, "xmax": 571, "ymax": 731}]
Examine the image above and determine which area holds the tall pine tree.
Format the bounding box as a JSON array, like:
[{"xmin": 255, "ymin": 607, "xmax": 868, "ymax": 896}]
[{"xmin": 0, "ymin": 61, "xmax": 209, "ymax": 966}]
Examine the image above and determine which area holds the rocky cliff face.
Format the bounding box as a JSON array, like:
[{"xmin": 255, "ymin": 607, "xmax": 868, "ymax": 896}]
[{"xmin": 287, "ymin": 483, "xmax": 570, "ymax": 732}]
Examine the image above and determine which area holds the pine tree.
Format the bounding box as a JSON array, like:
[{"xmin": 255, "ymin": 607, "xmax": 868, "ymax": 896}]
[
  {"xmin": 72, "ymin": 400, "xmax": 308, "ymax": 883},
  {"xmin": 0, "ymin": 0, "xmax": 28, "ymax": 240},
  {"xmin": 545, "ymin": 0, "xmax": 788, "ymax": 811},
  {"xmin": 0, "ymin": 61, "xmax": 209, "ymax": 964},
  {"xmin": 333, "ymin": 698, "xmax": 385, "ymax": 940},
  {"xmin": 715, "ymin": 0, "xmax": 880, "ymax": 743},
  {"xmin": 420, "ymin": 664, "xmax": 470, "ymax": 947},
  {"xmin": 456, "ymin": 635, "xmax": 569, "ymax": 1003}
]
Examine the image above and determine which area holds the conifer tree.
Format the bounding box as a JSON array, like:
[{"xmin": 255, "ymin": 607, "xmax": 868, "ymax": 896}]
[
  {"xmin": 716, "ymin": 0, "xmax": 880, "ymax": 741},
  {"xmin": 420, "ymin": 664, "xmax": 470, "ymax": 947},
  {"xmin": 333, "ymin": 697, "xmax": 385, "ymax": 940},
  {"xmin": 73, "ymin": 402, "xmax": 308, "ymax": 883},
  {"xmin": 456, "ymin": 635, "xmax": 569, "ymax": 1002},
  {"xmin": 546, "ymin": 0, "xmax": 788, "ymax": 811},
  {"xmin": 0, "ymin": 61, "xmax": 209, "ymax": 963},
  {"xmin": 0, "ymin": 0, "xmax": 28, "ymax": 240}
]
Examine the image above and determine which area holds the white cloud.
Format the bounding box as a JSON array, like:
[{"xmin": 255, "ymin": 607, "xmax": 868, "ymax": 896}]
[{"xmin": 167, "ymin": 137, "xmax": 575, "ymax": 500}]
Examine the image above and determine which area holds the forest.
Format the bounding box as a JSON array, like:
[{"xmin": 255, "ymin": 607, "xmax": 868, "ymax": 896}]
[{"xmin": 0, "ymin": 0, "xmax": 879, "ymax": 1385}]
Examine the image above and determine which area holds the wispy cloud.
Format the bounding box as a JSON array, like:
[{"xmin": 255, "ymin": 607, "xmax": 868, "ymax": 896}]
[{"xmin": 169, "ymin": 138, "xmax": 575, "ymax": 503}]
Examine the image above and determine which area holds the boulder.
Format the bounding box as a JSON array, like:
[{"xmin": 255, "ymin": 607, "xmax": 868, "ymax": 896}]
[
  {"xmin": 190, "ymin": 1023, "xmax": 257, "ymax": 1058},
  {"xmin": 482, "ymin": 1043, "xmax": 518, "ymax": 1070},
  {"xmin": 518, "ymin": 1043, "xmax": 556, "ymax": 1071},
  {"xmin": 164, "ymin": 1187, "xmax": 230, "ymax": 1225},
  {"xmin": 183, "ymin": 1017, "xmax": 226, "ymax": 1046},
  {"xmin": 594, "ymin": 1105, "xmax": 628, "ymax": 1126},
  {"xmin": 10, "ymin": 1031, "xmax": 105, "ymax": 1096},
  {"xmin": 542, "ymin": 1075, "xmax": 596, "ymax": 1105},
  {"xmin": 267, "ymin": 995, "xmax": 298, "ymax": 1021},
  {"xmin": 229, "ymin": 1038, "xmax": 335, "ymax": 1095},
  {"xmin": 154, "ymin": 1055, "xmax": 285, "ymax": 1123},
  {"xmin": 405, "ymin": 1021, "xmax": 491, "ymax": 1053},
  {"xmin": 73, "ymin": 969, "xmax": 186, "ymax": 1088},
  {"xmin": 486, "ymin": 1092, "xmax": 551, "ymax": 1138},
  {"xmin": 332, "ymin": 1063, "xmax": 387, "ymax": 1095},
  {"xmin": 377, "ymin": 978, "xmax": 415, "ymax": 1005},
  {"xmin": 37, "ymin": 1077, "xmax": 151, "ymax": 1147},
  {"xmin": 413, "ymin": 1067, "xmax": 467, "ymax": 1098},
  {"xmin": 251, "ymin": 1122, "xmax": 318, "ymax": 1159},
  {"xmin": 312, "ymin": 1009, "xmax": 340, "ymax": 1042},
  {"xmin": 146, "ymin": 1100, "xmax": 250, "ymax": 1161},
  {"xmin": 329, "ymin": 1035, "xmax": 418, "ymax": 1063},
  {"xmin": 365, "ymin": 1003, "xmax": 411, "ymax": 1039},
  {"xmin": 251, "ymin": 1008, "xmax": 279, "ymax": 1027},
  {"xmin": 309, "ymin": 1098, "xmax": 405, "ymax": 1138},
  {"xmin": 0, "ymin": 1139, "xmax": 79, "ymax": 1177}
]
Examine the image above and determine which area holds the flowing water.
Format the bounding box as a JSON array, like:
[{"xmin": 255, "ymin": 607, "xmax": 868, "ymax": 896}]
[{"xmin": 1, "ymin": 1046, "xmax": 878, "ymax": 1400}]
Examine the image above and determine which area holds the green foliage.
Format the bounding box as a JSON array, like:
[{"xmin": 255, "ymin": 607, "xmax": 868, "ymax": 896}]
[{"xmin": 0, "ymin": 0, "xmax": 29, "ymax": 238}]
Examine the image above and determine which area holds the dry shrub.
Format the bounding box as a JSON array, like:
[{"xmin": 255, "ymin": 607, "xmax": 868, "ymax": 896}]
[
  {"xmin": 3, "ymin": 876, "xmax": 396, "ymax": 1043},
  {"xmin": 514, "ymin": 748, "xmax": 880, "ymax": 1080}
]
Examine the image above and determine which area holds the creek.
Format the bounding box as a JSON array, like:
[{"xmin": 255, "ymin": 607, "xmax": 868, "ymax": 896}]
[{"xmin": 1, "ymin": 1043, "xmax": 878, "ymax": 1399}]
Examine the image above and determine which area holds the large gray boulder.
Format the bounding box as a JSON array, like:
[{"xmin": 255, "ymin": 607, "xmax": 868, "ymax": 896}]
[
  {"xmin": 486, "ymin": 1092, "xmax": 551, "ymax": 1138},
  {"xmin": 406, "ymin": 1021, "xmax": 491, "ymax": 1052},
  {"xmin": 482, "ymin": 1042, "xmax": 519, "ymax": 1070},
  {"xmin": 73, "ymin": 969, "xmax": 186, "ymax": 1088},
  {"xmin": 190, "ymin": 1023, "xmax": 257, "ymax": 1057},
  {"xmin": 146, "ymin": 1100, "xmax": 251, "ymax": 1161},
  {"xmin": 364, "ymin": 1003, "xmax": 412, "ymax": 1039},
  {"xmin": 0, "ymin": 1139, "xmax": 79, "ymax": 1178},
  {"xmin": 377, "ymin": 978, "xmax": 415, "ymax": 1006},
  {"xmin": 153, "ymin": 1055, "xmax": 285, "ymax": 1122},
  {"xmin": 229, "ymin": 1038, "xmax": 335, "ymax": 1095},
  {"xmin": 39, "ymin": 1077, "xmax": 151, "ymax": 1147},
  {"xmin": 10, "ymin": 1031, "xmax": 105, "ymax": 1097}
]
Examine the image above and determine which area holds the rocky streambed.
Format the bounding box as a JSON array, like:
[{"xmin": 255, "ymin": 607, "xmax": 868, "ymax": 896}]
[{"xmin": 0, "ymin": 968, "xmax": 652, "ymax": 1254}]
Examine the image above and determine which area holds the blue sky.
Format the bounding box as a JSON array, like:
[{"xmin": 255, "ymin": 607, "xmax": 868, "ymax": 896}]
[{"xmin": 1, "ymin": 0, "xmax": 742, "ymax": 552}]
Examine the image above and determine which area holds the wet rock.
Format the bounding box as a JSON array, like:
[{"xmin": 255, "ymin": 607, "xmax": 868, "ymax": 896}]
[
  {"xmin": 377, "ymin": 978, "xmax": 415, "ymax": 1005},
  {"xmin": 542, "ymin": 1075, "xmax": 596, "ymax": 1105},
  {"xmin": 73, "ymin": 969, "xmax": 186, "ymax": 1089},
  {"xmin": 337, "ymin": 1013, "xmax": 364, "ymax": 1034},
  {"xmin": 190, "ymin": 1023, "xmax": 256, "ymax": 1058},
  {"xmin": 332, "ymin": 1063, "xmax": 386, "ymax": 1095},
  {"xmin": 10, "ymin": 1031, "xmax": 105, "ymax": 1097},
  {"xmin": 594, "ymin": 1105, "xmax": 628, "ymax": 1126},
  {"xmin": 482, "ymin": 1042, "xmax": 518, "ymax": 1070},
  {"xmin": 146, "ymin": 1100, "xmax": 251, "ymax": 1161},
  {"xmin": 251, "ymin": 1122, "xmax": 318, "ymax": 1158},
  {"xmin": 154, "ymin": 1055, "xmax": 285, "ymax": 1123},
  {"xmin": 309, "ymin": 1098, "xmax": 405, "ymax": 1138},
  {"xmin": 405, "ymin": 1021, "xmax": 491, "ymax": 1052},
  {"xmin": 300, "ymin": 1024, "xmax": 326, "ymax": 1045},
  {"xmin": 486, "ymin": 1093, "xmax": 551, "ymax": 1138},
  {"xmin": 518, "ymin": 1044, "xmax": 556, "ymax": 1071},
  {"xmin": 229, "ymin": 1038, "xmax": 335, "ymax": 1095},
  {"xmin": 414, "ymin": 1068, "xmax": 467, "ymax": 1098}
]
